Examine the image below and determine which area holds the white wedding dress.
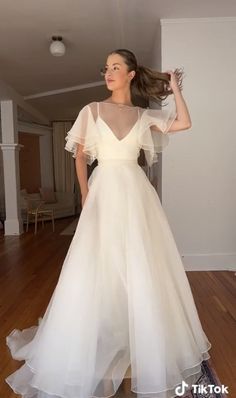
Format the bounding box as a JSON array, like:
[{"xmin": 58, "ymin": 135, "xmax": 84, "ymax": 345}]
[{"xmin": 5, "ymin": 96, "xmax": 212, "ymax": 398}]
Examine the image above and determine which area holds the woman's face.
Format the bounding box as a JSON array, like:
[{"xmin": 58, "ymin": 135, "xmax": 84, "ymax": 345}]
[{"xmin": 103, "ymin": 53, "xmax": 135, "ymax": 91}]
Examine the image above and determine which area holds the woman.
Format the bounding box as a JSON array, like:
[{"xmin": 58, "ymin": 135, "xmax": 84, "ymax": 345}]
[{"xmin": 5, "ymin": 49, "xmax": 211, "ymax": 398}]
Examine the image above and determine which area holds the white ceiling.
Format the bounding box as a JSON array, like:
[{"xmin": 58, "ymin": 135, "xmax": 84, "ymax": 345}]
[{"xmin": 0, "ymin": 0, "xmax": 235, "ymax": 122}]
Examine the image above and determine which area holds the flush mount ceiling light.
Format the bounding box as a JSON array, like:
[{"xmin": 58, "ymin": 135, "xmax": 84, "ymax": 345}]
[{"xmin": 49, "ymin": 36, "xmax": 66, "ymax": 56}]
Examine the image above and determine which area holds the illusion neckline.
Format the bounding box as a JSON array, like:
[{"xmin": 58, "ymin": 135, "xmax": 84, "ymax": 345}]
[
  {"xmin": 99, "ymin": 101, "xmax": 138, "ymax": 108},
  {"xmin": 97, "ymin": 115, "xmax": 139, "ymax": 143}
]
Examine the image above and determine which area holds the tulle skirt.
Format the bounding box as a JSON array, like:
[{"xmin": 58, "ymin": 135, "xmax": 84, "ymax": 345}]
[{"xmin": 5, "ymin": 159, "xmax": 211, "ymax": 398}]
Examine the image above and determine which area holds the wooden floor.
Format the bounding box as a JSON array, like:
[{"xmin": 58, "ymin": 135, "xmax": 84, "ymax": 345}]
[{"xmin": 0, "ymin": 217, "xmax": 235, "ymax": 397}]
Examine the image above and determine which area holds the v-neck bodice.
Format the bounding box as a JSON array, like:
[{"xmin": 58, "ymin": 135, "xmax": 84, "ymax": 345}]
[
  {"xmin": 96, "ymin": 102, "xmax": 141, "ymax": 163},
  {"xmin": 97, "ymin": 115, "xmax": 139, "ymax": 143}
]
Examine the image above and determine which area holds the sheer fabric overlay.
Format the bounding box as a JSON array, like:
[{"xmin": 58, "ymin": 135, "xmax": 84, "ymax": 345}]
[
  {"xmin": 5, "ymin": 164, "xmax": 212, "ymax": 398},
  {"xmin": 64, "ymin": 96, "xmax": 177, "ymax": 167}
]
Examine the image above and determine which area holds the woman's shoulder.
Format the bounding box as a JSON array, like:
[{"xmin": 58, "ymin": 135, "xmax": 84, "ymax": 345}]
[
  {"xmin": 81, "ymin": 102, "xmax": 98, "ymax": 120},
  {"xmin": 82, "ymin": 101, "xmax": 97, "ymax": 109},
  {"xmin": 77, "ymin": 102, "xmax": 98, "ymax": 116}
]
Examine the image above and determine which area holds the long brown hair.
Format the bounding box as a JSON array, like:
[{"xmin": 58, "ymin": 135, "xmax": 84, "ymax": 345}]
[{"xmin": 102, "ymin": 48, "xmax": 184, "ymax": 105}]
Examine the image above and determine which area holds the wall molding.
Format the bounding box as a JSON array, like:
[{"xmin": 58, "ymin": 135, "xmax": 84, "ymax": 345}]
[{"xmin": 161, "ymin": 17, "xmax": 236, "ymax": 25}]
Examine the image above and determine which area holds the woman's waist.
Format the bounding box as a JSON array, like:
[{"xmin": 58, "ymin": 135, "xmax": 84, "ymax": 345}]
[{"xmin": 97, "ymin": 158, "xmax": 139, "ymax": 166}]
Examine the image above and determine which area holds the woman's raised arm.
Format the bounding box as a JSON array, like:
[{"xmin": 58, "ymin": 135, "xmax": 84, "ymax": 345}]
[{"xmin": 152, "ymin": 70, "xmax": 192, "ymax": 133}]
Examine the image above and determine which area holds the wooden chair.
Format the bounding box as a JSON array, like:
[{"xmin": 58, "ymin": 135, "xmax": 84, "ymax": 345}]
[{"xmin": 26, "ymin": 198, "xmax": 55, "ymax": 234}]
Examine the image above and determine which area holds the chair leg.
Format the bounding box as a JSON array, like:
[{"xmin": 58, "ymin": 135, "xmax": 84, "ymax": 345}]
[
  {"xmin": 26, "ymin": 214, "xmax": 29, "ymax": 232},
  {"xmin": 35, "ymin": 213, "xmax": 38, "ymax": 234},
  {"xmin": 52, "ymin": 211, "xmax": 55, "ymax": 232}
]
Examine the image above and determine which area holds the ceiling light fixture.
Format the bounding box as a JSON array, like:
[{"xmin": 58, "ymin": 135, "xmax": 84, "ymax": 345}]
[{"xmin": 49, "ymin": 36, "xmax": 66, "ymax": 57}]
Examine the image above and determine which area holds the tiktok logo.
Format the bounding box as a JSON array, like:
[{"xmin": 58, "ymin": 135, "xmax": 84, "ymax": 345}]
[
  {"xmin": 175, "ymin": 381, "xmax": 188, "ymax": 396},
  {"xmin": 175, "ymin": 381, "xmax": 229, "ymax": 396}
]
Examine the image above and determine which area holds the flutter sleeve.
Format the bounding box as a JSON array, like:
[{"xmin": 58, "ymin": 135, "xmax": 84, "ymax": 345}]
[
  {"xmin": 64, "ymin": 103, "xmax": 98, "ymax": 165},
  {"xmin": 138, "ymin": 95, "xmax": 177, "ymax": 167}
]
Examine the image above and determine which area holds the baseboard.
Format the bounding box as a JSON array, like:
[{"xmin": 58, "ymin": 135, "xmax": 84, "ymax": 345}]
[{"xmin": 182, "ymin": 253, "xmax": 236, "ymax": 271}]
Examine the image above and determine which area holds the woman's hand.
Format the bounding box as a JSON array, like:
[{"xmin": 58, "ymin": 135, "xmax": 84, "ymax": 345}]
[{"xmin": 164, "ymin": 70, "xmax": 179, "ymax": 92}]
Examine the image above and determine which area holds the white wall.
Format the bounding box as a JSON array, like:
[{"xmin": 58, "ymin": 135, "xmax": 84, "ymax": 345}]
[{"xmin": 160, "ymin": 17, "xmax": 236, "ymax": 270}]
